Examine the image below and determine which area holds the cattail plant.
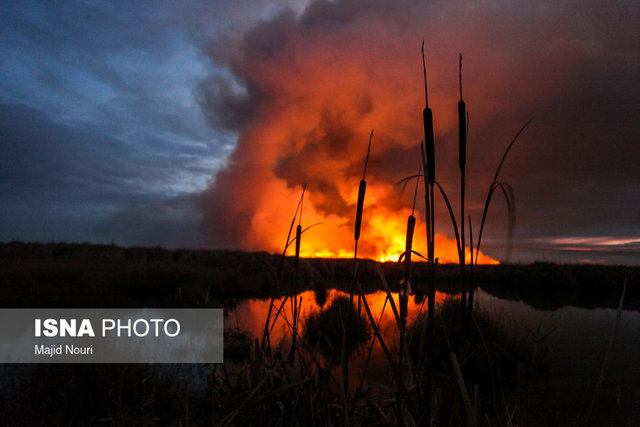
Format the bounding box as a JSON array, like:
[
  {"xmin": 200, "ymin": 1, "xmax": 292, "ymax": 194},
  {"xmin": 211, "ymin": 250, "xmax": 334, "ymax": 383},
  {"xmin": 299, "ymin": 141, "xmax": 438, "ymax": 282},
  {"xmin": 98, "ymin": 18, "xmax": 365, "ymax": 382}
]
[
  {"xmin": 421, "ymin": 41, "xmax": 437, "ymax": 424},
  {"xmin": 397, "ymin": 163, "xmax": 420, "ymax": 423},
  {"xmin": 429, "ymin": 56, "xmax": 530, "ymax": 334},
  {"xmin": 261, "ymin": 184, "xmax": 307, "ymax": 354},
  {"xmin": 343, "ymin": 130, "xmax": 373, "ymax": 404},
  {"xmin": 289, "ymin": 194, "xmax": 304, "ymax": 363},
  {"xmin": 353, "ymin": 130, "xmax": 373, "ymax": 257},
  {"xmin": 400, "ymin": 163, "xmax": 421, "ymax": 331},
  {"xmin": 458, "ymin": 54, "xmax": 468, "ymax": 322}
]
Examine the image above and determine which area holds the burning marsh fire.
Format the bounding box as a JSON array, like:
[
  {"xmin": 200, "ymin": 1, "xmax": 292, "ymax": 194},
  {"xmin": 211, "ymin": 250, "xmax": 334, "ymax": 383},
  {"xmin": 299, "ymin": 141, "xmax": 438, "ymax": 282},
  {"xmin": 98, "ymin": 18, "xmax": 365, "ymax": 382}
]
[{"xmin": 199, "ymin": 4, "xmax": 511, "ymax": 264}]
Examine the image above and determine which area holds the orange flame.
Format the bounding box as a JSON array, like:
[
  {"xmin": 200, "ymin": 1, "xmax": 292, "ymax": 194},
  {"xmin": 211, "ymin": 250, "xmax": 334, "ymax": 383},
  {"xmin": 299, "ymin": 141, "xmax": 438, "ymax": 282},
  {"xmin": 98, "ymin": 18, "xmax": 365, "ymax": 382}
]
[{"xmin": 251, "ymin": 181, "xmax": 498, "ymax": 264}]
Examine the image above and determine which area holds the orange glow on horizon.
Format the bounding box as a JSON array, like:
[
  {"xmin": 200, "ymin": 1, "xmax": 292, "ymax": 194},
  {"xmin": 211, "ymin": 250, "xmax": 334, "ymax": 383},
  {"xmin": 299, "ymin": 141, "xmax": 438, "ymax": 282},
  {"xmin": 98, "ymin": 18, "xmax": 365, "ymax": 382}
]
[{"xmin": 260, "ymin": 184, "xmax": 499, "ymax": 265}]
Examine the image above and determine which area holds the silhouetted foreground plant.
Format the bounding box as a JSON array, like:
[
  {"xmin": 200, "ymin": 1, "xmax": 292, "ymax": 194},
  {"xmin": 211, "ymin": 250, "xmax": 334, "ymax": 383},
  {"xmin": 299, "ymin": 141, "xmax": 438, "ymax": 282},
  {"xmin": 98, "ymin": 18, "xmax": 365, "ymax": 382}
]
[{"xmin": 1, "ymin": 364, "xmax": 184, "ymax": 425}]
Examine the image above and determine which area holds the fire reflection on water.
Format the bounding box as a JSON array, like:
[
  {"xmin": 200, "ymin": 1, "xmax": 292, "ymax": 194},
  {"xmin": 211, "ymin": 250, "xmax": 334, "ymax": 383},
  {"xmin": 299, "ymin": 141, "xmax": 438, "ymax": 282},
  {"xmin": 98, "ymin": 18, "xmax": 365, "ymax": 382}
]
[{"xmin": 226, "ymin": 288, "xmax": 455, "ymax": 357}]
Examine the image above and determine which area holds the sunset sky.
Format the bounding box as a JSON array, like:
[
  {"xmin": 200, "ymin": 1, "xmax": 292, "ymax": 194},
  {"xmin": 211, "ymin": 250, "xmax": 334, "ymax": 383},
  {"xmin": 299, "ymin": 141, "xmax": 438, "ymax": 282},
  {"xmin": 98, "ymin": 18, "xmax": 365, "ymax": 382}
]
[{"xmin": 1, "ymin": 0, "xmax": 638, "ymax": 264}]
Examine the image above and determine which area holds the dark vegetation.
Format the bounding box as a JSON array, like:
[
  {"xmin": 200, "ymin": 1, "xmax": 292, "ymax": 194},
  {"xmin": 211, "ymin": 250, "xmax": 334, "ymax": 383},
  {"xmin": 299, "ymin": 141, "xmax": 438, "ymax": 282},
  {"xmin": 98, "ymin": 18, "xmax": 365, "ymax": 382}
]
[
  {"xmin": 473, "ymin": 262, "xmax": 638, "ymax": 311},
  {"xmin": 1, "ymin": 363, "xmax": 185, "ymax": 426},
  {"xmin": 0, "ymin": 241, "xmax": 635, "ymax": 425},
  {"xmin": 1, "ymin": 242, "xmax": 637, "ymax": 311}
]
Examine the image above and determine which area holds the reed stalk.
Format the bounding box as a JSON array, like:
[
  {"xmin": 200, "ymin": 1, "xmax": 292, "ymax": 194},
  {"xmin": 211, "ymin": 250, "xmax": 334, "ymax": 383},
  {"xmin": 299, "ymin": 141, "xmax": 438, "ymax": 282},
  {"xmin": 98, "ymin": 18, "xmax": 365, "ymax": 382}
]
[
  {"xmin": 343, "ymin": 130, "xmax": 373, "ymax": 412},
  {"xmin": 585, "ymin": 278, "xmax": 627, "ymax": 424},
  {"xmin": 458, "ymin": 54, "xmax": 468, "ymax": 329},
  {"xmin": 288, "ymin": 219, "xmax": 302, "ymax": 363},
  {"xmin": 421, "ymin": 41, "xmax": 437, "ymax": 425},
  {"xmin": 475, "ymin": 120, "xmax": 531, "ymax": 266},
  {"xmin": 402, "ymin": 164, "xmax": 420, "ymax": 330},
  {"xmin": 450, "ymin": 352, "xmax": 478, "ymax": 426},
  {"xmin": 397, "ymin": 164, "xmax": 420, "ymax": 423},
  {"xmin": 467, "ymin": 216, "xmax": 475, "ymax": 323}
]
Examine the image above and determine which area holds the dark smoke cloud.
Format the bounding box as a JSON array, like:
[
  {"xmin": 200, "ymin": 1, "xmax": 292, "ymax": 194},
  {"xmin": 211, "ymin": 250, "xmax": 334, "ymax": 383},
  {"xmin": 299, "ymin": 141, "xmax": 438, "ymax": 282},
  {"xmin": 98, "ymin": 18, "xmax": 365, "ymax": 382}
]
[{"xmin": 199, "ymin": 0, "xmax": 639, "ymax": 263}]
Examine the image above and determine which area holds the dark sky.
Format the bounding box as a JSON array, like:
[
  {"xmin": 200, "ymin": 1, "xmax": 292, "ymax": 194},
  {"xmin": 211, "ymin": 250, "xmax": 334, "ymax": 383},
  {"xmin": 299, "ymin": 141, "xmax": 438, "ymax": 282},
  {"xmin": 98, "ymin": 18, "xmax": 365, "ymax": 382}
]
[{"xmin": 1, "ymin": 0, "xmax": 638, "ymax": 264}]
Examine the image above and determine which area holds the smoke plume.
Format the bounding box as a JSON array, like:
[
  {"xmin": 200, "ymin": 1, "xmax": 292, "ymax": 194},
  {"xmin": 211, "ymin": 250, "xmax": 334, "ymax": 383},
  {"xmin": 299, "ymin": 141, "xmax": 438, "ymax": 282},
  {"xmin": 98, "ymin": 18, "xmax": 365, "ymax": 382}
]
[{"xmin": 198, "ymin": 0, "xmax": 638, "ymax": 262}]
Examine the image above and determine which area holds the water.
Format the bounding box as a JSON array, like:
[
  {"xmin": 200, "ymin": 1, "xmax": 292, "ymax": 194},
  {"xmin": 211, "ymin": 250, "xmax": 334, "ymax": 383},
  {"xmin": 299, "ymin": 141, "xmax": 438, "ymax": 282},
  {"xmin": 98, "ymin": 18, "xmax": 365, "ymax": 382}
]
[
  {"xmin": 475, "ymin": 290, "xmax": 640, "ymax": 425},
  {"xmin": 224, "ymin": 287, "xmax": 640, "ymax": 425},
  {"xmin": 226, "ymin": 288, "xmax": 452, "ymax": 346}
]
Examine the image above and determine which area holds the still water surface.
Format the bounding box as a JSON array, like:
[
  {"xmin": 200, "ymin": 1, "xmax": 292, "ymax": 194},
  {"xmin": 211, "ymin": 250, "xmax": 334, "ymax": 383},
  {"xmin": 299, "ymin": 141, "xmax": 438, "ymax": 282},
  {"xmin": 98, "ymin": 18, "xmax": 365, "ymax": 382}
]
[{"xmin": 226, "ymin": 287, "xmax": 640, "ymax": 425}]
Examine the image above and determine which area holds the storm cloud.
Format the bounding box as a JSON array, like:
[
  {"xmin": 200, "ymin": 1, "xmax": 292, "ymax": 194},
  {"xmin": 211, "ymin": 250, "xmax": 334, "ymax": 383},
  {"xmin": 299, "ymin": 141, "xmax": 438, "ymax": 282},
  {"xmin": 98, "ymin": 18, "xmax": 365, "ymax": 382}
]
[{"xmin": 1, "ymin": 0, "xmax": 638, "ymax": 263}]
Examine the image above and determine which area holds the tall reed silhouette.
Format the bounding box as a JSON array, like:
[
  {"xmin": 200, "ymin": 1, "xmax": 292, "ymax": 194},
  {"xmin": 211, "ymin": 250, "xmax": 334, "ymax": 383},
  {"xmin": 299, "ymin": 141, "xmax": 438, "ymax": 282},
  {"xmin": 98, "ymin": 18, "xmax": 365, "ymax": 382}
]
[
  {"xmin": 342, "ymin": 130, "xmax": 373, "ymax": 408},
  {"xmin": 458, "ymin": 54, "xmax": 468, "ymax": 327},
  {"xmin": 421, "ymin": 40, "xmax": 437, "ymax": 425}
]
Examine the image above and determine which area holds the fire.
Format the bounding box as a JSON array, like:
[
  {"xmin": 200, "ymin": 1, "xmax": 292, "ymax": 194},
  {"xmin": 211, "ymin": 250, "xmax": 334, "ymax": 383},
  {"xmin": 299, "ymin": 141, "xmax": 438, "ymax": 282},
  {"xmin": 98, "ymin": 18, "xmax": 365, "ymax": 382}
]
[
  {"xmin": 201, "ymin": 2, "xmax": 503, "ymax": 267},
  {"xmin": 269, "ymin": 183, "xmax": 499, "ymax": 264}
]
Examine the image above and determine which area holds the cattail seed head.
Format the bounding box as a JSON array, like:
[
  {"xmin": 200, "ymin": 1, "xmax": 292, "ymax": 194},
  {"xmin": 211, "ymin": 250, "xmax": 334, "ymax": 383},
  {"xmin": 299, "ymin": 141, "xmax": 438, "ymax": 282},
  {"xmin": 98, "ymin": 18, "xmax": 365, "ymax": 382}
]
[
  {"xmin": 458, "ymin": 53, "xmax": 466, "ymax": 172},
  {"xmin": 458, "ymin": 100, "xmax": 466, "ymax": 171},
  {"xmin": 294, "ymin": 224, "xmax": 301, "ymax": 267},
  {"xmin": 354, "ymin": 179, "xmax": 366, "ymax": 241},
  {"xmin": 423, "ymin": 108, "xmax": 435, "ymax": 186},
  {"xmin": 405, "ymin": 215, "xmax": 416, "ymax": 264}
]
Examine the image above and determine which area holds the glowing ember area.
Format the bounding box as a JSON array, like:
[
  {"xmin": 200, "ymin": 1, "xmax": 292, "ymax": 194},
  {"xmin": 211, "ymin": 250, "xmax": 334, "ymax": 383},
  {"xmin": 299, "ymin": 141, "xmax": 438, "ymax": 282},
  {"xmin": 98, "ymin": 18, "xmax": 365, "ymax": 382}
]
[
  {"xmin": 291, "ymin": 197, "xmax": 499, "ymax": 264},
  {"xmin": 247, "ymin": 181, "xmax": 499, "ymax": 263}
]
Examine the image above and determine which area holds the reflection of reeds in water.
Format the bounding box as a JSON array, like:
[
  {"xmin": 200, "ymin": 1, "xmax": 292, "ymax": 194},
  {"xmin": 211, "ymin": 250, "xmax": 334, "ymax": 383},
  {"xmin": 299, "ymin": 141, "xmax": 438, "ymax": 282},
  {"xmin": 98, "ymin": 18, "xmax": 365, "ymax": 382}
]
[
  {"xmin": 304, "ymin": 296, "xmax": 370, "ymax": 361},
  {"xmin": 313, "ymin": 282, "xmax": 328, "ymax": 307}
]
